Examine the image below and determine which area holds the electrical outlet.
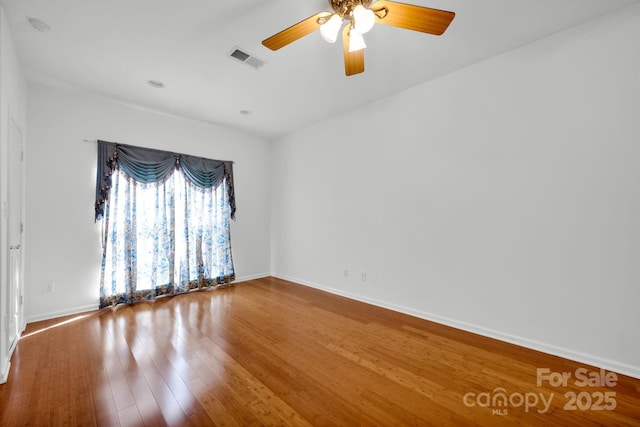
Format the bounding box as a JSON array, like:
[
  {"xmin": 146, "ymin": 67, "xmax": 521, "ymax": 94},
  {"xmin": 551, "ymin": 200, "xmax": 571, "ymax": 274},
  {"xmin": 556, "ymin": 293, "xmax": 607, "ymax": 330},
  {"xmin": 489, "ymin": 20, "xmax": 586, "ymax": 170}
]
[
  {"xmin": 47, "ymin": 280, "xmax": 55, "ymax": 293},
  {"xmin": 361, "ymin": 272, "xmax": 367, "ymax": 282},
  {"xmin": 344, "ymin": 269, "xmax": 349, "ymax": 278}
]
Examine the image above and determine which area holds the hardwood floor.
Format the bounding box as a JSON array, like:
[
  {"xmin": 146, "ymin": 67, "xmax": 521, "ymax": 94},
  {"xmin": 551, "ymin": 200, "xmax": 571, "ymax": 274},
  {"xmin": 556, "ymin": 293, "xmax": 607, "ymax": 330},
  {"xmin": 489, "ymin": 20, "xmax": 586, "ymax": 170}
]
[{"xmin": 1, "ymin": 277, "xmax": 639, "ymax": 426}]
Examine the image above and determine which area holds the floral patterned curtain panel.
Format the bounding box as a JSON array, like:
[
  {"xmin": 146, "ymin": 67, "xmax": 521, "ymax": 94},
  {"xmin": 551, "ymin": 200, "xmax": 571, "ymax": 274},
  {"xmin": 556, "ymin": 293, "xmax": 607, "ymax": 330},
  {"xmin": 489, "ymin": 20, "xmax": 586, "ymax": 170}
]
[{"xmin": 95, "ymin": 141, "xmax": 235, "ymax": 308}]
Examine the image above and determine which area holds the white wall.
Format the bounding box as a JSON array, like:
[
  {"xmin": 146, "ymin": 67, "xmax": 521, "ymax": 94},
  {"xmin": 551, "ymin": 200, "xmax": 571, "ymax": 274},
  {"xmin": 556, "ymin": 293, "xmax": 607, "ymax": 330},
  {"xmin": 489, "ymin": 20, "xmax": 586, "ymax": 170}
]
[
  {"xmin": 270, "ymin": 5, "xmax": 640, "ymax": 378},
  {"xmin": 25, "ymin": 83, "xmax": 271, "ymax": 322},
  {"xmin": 0, "ymin": 4, "xmax": 27, "ymax": 382}
]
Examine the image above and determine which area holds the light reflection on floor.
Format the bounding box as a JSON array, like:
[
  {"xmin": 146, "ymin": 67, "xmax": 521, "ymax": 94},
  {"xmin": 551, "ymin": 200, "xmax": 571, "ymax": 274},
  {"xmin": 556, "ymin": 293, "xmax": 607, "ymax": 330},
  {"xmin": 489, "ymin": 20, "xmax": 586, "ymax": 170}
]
[
  {"xmin": 14, "ymin": 288, "xmax": 240, "ymax": 425},
  {"xmin": 19, "ymin": 314, "xmax": 90, "ymax": 339}
]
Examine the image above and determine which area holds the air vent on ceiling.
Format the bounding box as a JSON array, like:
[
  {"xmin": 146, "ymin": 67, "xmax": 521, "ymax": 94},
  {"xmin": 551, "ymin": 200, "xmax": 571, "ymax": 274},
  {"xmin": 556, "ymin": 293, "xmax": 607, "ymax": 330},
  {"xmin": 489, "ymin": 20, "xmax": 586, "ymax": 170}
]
[{"xmin": 229, "ymin": 47, "xmax": 265, "ymax": 70}]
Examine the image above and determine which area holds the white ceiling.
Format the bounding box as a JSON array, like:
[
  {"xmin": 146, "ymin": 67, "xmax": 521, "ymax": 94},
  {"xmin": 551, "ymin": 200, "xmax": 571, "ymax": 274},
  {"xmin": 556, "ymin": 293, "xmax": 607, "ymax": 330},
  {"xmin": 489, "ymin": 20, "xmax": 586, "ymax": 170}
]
[{"xmin": 2, "ymin": 0, "xmax": 638, "ymax": 140}]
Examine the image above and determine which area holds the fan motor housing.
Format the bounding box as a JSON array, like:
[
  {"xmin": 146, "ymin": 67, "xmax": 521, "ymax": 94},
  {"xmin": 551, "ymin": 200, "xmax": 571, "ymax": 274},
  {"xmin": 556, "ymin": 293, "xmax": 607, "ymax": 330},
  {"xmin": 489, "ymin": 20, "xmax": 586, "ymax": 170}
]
[{"xmin": 330, "ymin": 0, "xmax": 373, "ymax": 17}]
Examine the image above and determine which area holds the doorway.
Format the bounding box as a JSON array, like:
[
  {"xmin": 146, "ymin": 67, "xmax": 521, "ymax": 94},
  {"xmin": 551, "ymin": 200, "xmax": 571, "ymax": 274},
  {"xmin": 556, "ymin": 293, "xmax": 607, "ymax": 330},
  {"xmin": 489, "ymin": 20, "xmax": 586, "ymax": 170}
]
[{"xmin": 7, "ymin": 113, "xmax": 23, "ymax": 353}]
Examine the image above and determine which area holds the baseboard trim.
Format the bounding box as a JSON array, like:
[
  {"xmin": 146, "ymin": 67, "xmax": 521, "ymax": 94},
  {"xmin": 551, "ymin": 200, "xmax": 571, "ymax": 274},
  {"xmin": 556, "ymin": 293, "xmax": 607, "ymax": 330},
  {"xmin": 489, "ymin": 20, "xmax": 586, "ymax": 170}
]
[
  {"xmin": 272, "ymin": 274, "xmax": 640, "ymax": 380},
  {"xmin": 26, "ymin": 304, "xmax": 99, "ymax": 324},
  {"xmin": 233, "ymin": 273, "xmax": 271, "ymax": 284}
]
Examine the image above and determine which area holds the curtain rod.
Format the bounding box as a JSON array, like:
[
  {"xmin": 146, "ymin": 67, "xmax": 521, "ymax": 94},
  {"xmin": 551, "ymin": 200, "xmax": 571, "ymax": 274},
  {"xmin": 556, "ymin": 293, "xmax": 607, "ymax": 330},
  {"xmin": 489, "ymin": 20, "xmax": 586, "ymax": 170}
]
[{"xmin": 84, "ymin": 139, "xmax": 235, "ymax": 164}]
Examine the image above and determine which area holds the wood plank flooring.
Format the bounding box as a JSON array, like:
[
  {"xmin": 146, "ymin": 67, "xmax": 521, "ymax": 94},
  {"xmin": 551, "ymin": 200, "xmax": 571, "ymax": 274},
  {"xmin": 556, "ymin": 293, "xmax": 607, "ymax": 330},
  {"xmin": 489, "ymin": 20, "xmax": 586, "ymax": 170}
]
[{"xmin": 1, "ymin": 277, "xmax": 639, "ymax": 426}]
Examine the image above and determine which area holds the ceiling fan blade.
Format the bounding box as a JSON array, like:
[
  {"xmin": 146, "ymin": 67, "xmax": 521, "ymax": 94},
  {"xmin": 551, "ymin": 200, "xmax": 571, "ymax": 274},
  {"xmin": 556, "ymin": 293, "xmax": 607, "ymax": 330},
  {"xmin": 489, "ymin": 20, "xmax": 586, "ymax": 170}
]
[
  {"xmin": 262, "ymin": 12, "xmax": 331, "ymax": 50},
  {"xmin": 343, "ymin": 25, "xmax": 364, "ymax": 76},
  {"xmin": 371, "ymin": 1, "xmax": 455, "ymax": 35}
]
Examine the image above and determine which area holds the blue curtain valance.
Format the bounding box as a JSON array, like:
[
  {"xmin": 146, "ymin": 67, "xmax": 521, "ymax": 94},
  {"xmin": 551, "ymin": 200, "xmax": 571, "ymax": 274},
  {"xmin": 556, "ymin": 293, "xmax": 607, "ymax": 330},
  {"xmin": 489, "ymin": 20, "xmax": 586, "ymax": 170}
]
[{"xmin": 95, "ymin": 140, "xmax": 235, "ymax": 221}]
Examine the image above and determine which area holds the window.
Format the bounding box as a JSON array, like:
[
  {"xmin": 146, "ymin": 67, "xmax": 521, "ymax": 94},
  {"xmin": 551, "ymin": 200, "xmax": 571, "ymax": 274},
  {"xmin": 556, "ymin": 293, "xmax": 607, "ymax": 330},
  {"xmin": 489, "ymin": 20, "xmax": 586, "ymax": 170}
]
[{"xmin": 95, "ymin": 141, "xmax": 235, "ymax": 308}]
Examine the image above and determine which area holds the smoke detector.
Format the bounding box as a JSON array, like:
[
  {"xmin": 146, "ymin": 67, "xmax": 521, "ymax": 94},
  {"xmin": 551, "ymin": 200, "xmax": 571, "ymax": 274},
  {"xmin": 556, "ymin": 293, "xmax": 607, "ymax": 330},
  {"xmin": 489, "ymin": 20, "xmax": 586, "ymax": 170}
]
[{"xmin": 28, "ymin": 17, "xmax": 50, "ymax": 32}]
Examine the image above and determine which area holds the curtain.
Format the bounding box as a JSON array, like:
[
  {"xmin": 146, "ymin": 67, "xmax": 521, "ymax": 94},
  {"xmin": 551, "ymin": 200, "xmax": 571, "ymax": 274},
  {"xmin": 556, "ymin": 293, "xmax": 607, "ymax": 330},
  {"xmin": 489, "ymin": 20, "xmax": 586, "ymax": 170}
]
[
  {"xmin": 96, "ymin": 141, "xmax": 235, "ymax": 308},
  {"xmin": 95, "ymin": 140, "xmax": 235, "ymax": 221}
]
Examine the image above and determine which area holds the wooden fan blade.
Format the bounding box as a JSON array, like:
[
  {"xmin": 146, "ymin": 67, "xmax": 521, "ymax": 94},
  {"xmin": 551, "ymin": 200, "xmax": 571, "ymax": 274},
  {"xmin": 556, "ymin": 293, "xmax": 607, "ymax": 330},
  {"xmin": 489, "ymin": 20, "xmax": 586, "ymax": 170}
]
[
  {"xmin": 343, "ymin": 25, "xmax": 364, "ymax": 76},
  {"xmin": 371, "ymin": 1, "xmax": 455, "ymax": 35},
  {"xmin": 262, "ymin": 12, "xmax": 331, "ymax": 50}
]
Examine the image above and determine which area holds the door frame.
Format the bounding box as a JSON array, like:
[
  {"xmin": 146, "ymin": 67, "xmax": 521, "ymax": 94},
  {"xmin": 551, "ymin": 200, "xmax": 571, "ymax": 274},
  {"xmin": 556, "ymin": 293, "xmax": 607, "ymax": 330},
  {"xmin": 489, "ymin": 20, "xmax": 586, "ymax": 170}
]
[{"xmin": 5, "ymin": 108, "xmax": 25, "ymax": 360}]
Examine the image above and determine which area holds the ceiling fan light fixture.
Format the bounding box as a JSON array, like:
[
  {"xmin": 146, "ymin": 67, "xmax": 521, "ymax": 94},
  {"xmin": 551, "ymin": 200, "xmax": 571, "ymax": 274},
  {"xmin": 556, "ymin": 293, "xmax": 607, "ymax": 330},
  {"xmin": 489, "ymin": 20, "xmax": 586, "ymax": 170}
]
[
  {"xmin": 262, "ymin": 0, "xmax": 456, "ymax": 76},
  {"xmin": 348, "ymin": 27, "xmax": 366, "ymax": 52},
  {"xmin": 320, "ymin": 13, "xmax": 343, "ymax": 43},
  {"xmin": 353, "ymin": 5, "xmax": 375, "ymax": 34}
]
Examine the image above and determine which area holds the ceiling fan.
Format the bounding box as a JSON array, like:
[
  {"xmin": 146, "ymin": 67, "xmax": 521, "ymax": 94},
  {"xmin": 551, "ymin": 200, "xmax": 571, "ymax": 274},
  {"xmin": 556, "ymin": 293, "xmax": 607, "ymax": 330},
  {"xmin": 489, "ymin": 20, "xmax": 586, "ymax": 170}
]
[{"xmin": 262, "ymin": 0, "xmax": 455, "ymax": 76}]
